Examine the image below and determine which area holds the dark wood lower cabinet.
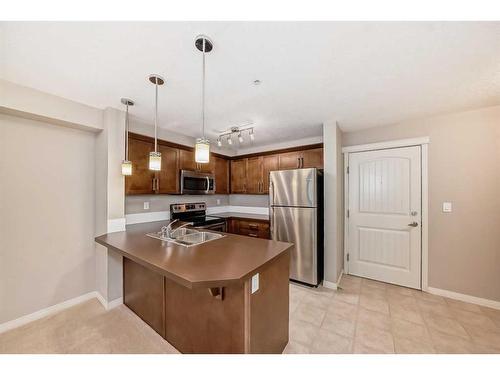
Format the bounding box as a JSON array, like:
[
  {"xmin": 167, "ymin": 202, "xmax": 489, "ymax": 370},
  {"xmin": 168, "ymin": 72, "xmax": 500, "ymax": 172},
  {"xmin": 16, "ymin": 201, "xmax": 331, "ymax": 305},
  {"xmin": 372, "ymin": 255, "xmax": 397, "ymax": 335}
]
[
  {"xmin": 123, "ymin": 252, "xmax": 290, "ymax": 354},
  {"xmin": 228, "ymin": 218, "xmax": 270, "ymax": 239}
]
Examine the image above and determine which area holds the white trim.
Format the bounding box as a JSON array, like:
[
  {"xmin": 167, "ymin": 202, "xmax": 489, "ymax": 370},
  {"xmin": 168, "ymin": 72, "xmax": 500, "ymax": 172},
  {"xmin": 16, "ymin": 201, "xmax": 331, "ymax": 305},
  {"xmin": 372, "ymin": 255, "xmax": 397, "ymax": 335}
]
[
  {"xmin": 427, "ymin": 287, "xmax": 500, "ymax": 310},
  {"xmin": 421, "ymin": 143, "xmax": 429, "ymax": 291},
  {"xmin": 107, "ymin": 297, "xmax": 124, "ymax": 310},
  {"xmin": 125, "ymin": 205, "xmax": 269, "ymax": 225},
  {"xmin": 0, "ymin": 292, "xmax": 125, "ymax": 334},
  {"xmin": 342, "ymin": 137, "xmax": 430, "ymax": 153},
  {"xmin": 322, "ymin": 270, "xmax": 344, "ymax": 290},
  {"xmin": 343, "ymin": 137, "xmax": 429, "ymax": 291},
  {"xmin": 0, "ymin": 292, "xmax": 97, "ymax": 334},
  {"xmin": 343, "ymin": 153, "xmax": 349, "ymax": 274},
  {"xmin": 126, "ymin": 210, "xmax": 169, "ymax": 225},
  {"xmin": 107, "ymin": 218, "xmax": 126, "ymax": 233}
]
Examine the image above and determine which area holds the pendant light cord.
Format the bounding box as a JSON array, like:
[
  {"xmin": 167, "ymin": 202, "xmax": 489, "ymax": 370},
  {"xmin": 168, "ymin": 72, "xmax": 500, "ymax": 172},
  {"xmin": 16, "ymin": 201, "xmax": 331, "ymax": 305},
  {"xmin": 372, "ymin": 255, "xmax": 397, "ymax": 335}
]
[
  {"xmin": 202, "ymin": 38, "xmax": 206, "ymax": 140},
  {"xmin": 154, "ymin": 80, "xmax": 158, "ymax": 152},
  {"xmin": 125, "ymin": 103, "xmax": 129, "ymax": 159}
]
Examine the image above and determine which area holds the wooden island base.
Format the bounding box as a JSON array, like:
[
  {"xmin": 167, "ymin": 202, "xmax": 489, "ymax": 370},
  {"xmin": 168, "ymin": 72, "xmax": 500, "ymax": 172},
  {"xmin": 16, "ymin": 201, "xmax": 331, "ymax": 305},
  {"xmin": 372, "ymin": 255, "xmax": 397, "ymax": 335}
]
[{"xmin": 123, "ymin": 251, "xmax": 290, "ymax": 354}]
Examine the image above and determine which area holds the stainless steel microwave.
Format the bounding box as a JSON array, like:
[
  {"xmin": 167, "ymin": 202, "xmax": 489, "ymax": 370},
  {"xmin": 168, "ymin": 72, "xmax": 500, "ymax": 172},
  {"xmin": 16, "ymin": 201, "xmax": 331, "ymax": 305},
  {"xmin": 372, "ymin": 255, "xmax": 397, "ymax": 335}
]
[{"xmin": 180, "ymin": 170, "xmax": 215, "ymax": 195}]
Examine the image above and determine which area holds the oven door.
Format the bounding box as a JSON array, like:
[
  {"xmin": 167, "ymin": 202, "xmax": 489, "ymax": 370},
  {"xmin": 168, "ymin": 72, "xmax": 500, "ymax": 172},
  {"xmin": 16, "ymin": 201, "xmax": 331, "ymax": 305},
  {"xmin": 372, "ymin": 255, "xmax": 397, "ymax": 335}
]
[{"xmin": 180, "ymin": 170, "xmax": 215, "ymax": 195}]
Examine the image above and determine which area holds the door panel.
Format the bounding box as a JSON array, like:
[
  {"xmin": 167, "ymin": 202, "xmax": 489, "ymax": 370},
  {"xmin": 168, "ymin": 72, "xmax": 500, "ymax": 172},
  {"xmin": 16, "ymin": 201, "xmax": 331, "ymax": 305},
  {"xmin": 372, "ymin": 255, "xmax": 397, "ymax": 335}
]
[
  {"xmin": 230, "ymin": 159, "xmax": 247, "ymax": 193},
  {"xmin": 269, "ymin": 168, "xmax": 317, "ymax": 207},
  {"xmin": 271, "ymin": 206, "xmax": 317, "ymax": 284},
  {"xmin": 157, "ymin": 144, "xmax": 179, "ymax": 194},
  {"xmin": 179, "ymin": 149, "xmax": 196, "ymax": 171},
  {"xmin": 278, "ymin": 151, "xmax": 301, "ymax": 170},
  {"xmin": 301, "ymin": 148, "xmax": 323, "ymax": 169},
  {"xmin": 262, "ymin": 155, "xmax": 279, "ymax": 194},
  {"xmin": 214, "ymin": 156, "xmax": 229, "ymax": 194},
  {"xmin": 125, "ymin": 137, "xmax": 155, "ymax": 195},
  {"xmin": 348, "ymin": 146, "xmax": 421, "ymax": 289},
  {"xmin": 246, "ymin": 157, "xmax": 262, "ymax": 194}
]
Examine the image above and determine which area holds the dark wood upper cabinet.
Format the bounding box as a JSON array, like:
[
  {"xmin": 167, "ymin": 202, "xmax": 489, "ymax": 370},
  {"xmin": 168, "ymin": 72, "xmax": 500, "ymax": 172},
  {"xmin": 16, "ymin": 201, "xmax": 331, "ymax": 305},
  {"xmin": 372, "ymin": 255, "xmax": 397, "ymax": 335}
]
[
  {"xmin": 126, "ymin": 137, "xmax": 156, "ymax": 195},
  {"xmin": 301, "ymin": 148, "xmax": 323, "ymax": 169},
  {"xmin": 157, "ymin": 144, "xmax": 180, "ymax": 194},
  {"xmin": 261, "ymin": 155, "xmax": 279, "ymax": 194},
  {"xmin": 278, "ymin": 151, "xmax": 302, "ymax": 170},
  {"xmin": 231, "ymin": 159, "xmax": 247, "ymax": 194},
  {"xmin": 246, "ymin": 157, "xmax": 262, "ymax": 194},
  {"xmin": 179, "ymin": 149, "xmax": 196, "ymax": 171},
  {"xmin": 214, "ymin": 156, "xmax": 229, "ymax": 194}
]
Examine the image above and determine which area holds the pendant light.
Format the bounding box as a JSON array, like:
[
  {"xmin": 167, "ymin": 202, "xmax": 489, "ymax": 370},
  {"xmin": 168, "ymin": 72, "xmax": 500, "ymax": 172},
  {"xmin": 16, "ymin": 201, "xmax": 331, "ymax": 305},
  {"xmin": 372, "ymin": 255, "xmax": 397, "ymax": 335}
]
[
  {"xmin": 194, "ymin": 35, "xmax": 212, "ymax": 164},
  {"xmin": 121, "ymin": 98, "xmax": 134, "ymax": 176},
  {"xmin": 148, "ymin": 74, "xmax": 164, "ymax": 171}
]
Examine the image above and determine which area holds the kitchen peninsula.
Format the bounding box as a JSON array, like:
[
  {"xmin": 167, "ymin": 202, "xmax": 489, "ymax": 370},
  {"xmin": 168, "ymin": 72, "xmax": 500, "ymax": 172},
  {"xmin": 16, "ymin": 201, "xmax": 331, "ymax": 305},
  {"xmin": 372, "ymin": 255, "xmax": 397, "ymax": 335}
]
[{"xmin": 95, "ymin": 221, "xmax": 292, "ymax": 354}]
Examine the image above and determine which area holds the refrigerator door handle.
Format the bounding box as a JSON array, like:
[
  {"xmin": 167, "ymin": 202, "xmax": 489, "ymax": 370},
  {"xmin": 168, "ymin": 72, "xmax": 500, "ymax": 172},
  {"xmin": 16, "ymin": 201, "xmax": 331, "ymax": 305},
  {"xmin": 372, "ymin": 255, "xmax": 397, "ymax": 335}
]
[{"xmin": 269, "ymin": 181, "xmax": 275, "ymax": 206}]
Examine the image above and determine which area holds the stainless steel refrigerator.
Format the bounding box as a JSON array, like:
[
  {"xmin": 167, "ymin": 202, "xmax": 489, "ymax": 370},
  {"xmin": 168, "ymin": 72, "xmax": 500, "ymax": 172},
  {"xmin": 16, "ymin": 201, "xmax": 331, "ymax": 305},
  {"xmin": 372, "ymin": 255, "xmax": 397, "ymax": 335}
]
[{"xmin": 269, "ymin": 168, "xmax": 323, "ymax": 286}]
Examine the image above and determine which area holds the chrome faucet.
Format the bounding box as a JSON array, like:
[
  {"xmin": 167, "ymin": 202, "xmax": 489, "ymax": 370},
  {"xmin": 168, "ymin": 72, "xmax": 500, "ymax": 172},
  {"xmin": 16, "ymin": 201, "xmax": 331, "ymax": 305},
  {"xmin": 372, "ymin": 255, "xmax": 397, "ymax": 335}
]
[{"xmin": 160, "ymin": 220, "xmax": 192, "ymax": 239}]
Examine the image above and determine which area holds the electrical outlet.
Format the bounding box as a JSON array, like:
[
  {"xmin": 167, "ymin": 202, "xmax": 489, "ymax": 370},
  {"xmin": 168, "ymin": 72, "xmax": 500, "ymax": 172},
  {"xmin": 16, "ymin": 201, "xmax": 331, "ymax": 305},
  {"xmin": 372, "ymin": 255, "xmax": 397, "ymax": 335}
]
[
  {"xmin": 216, "ymin": 199, "xmax": 221, "ymax": 205},
  {"xmin": 442, "ymin": 202, "xmax": 452, "ymax": 213},
  {"xmin": 251, "ymin": 273, "xmax": 259, "ymax": 294},
  {"xmin": 143, "ymin": 202, "xmax": 150, "ymax": 210}
]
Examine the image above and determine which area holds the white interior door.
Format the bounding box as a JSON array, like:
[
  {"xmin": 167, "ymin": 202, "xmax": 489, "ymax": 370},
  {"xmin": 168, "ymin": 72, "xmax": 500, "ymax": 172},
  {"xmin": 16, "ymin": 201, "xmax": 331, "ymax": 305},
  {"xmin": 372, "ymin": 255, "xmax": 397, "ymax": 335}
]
[{"xmin": 348, "ymin": 146, "xmax": 422, "ymax": 289}]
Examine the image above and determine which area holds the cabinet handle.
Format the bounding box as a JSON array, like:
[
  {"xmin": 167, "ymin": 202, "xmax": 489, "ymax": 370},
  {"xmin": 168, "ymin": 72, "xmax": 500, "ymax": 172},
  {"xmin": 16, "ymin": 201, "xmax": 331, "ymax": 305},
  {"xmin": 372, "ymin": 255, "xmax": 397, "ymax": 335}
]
[
  {"xmin": 156, "ymin": 178, "xmax": 160, "ymax": 191},
  {"xmin": 249, "ymin": 224, "xmax": 259, "ymax": 229},
  {"xmin": 248, "ymin": 233, "xmax": 258, "ymax": 237},
  {"xmin": 152, "ymin": 178, "xmax": 155, "ymax": 191}
]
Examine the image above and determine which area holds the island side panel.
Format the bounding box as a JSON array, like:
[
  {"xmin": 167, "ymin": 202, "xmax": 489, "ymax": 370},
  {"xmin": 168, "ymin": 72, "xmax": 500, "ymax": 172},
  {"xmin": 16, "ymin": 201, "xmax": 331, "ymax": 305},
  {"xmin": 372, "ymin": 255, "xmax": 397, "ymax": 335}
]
[
  {"xmin": 123, "ymin": 257, "xmax": 166, "ymax": 338},
  {"xmin": 164, "ymin": 279, "xmax": 246, "ymax": 354},
  {"xmin": 248, "ymin": 250, "xmax": 290, "ymax": 353}
]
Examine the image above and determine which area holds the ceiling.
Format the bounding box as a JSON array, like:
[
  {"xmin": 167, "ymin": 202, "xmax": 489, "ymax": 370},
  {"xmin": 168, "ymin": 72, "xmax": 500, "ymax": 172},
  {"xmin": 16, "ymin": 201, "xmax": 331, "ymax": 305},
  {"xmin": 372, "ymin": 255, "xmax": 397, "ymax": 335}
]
[{"xmin": 1, "ymin": 22, "xmax": 500, "ymax": 149}]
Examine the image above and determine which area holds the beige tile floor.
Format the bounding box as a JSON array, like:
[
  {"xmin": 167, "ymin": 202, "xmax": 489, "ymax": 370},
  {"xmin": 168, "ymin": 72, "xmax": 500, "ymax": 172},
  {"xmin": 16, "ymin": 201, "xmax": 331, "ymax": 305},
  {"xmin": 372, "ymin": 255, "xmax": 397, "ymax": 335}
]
[
  {"xmin": 1, "ymin": 275, "xmax": 499, "ymax": 354},
  {"xmin": 284, "ymin": 275, "xmax": 500, "ymax": 354}
]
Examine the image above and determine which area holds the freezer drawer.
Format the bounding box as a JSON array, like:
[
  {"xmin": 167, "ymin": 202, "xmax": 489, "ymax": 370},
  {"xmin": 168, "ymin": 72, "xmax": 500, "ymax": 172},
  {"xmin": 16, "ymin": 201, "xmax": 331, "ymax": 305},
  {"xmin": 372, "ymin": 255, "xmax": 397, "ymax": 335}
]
[
  {"xmin": 271, "ymin": 206, "xmax": 318, "ymax": 285},
  {"xmin": 269, "ymin": 168, "xmax": 317, "ymax": 207}
]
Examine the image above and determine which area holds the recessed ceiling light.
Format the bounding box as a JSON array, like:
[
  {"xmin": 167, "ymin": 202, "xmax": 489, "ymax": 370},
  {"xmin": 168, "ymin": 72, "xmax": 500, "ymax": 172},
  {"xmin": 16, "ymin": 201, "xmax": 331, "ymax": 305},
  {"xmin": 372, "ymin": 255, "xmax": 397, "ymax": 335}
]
[{"xmin": 253, "ymin": 79, "xmax": 261, "ymax": 85}]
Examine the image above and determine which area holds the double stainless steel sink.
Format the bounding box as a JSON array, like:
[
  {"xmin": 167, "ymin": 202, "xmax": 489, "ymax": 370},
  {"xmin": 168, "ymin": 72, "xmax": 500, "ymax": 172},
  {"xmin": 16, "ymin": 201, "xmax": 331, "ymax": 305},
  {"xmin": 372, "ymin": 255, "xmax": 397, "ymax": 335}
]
[{"xmin": 147, "ymin": 228, "xmax": 224, "ymax": 247}]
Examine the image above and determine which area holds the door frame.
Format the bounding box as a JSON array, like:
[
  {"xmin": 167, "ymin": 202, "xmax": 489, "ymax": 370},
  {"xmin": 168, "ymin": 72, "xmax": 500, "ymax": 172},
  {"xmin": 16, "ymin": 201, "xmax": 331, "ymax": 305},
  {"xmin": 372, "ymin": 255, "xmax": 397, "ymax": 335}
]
[{"xmin": 342, "ymin": 137, "xmax": 429, "ymax": 291}]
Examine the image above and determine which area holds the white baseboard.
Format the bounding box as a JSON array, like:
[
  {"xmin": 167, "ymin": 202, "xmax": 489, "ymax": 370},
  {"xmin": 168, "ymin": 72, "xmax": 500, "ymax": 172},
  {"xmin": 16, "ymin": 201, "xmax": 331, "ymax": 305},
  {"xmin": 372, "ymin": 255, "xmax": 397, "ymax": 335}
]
[
  {"xmin": 0, "ymin": 291, "xmax": 97, "ymax": 334},
  {"xmin": 323, "ymin": 270, "xmax": 344, "ymax": 290},
  {"xmin": 0, "ymin": 291, "xmax": 125, "ymax": 334},
  {"xmin": 427, "ymin": 287, "xmax": 500, "ymax": 310},
  {"xmin": 96, "ymin": 292, "xmax": 123, "ymax": 311}
]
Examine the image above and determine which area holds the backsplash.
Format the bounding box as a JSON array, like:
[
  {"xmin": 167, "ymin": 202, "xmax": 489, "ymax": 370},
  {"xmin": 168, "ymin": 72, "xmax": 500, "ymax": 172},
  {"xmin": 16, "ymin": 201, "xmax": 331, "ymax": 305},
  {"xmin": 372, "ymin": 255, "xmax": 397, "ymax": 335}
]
[
  {"xmin": 229, "ymin": 194, "xmax": 269, "ymax": 208},
  {"xmin": 125, "ymin": 194, "xmax": 230, "ymax": 215}
]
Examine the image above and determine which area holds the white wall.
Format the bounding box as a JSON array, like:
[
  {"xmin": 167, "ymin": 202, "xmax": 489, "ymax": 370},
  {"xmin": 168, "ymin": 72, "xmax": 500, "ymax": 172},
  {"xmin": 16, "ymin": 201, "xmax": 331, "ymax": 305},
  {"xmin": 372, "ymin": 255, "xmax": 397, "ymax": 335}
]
[
  {"xmin": 0, "ymin": 114, "xmax": 96, "ymax": 324},
  {"xmin": 322, "ymin": 120, "xmax": 343, "ymax": 285}
]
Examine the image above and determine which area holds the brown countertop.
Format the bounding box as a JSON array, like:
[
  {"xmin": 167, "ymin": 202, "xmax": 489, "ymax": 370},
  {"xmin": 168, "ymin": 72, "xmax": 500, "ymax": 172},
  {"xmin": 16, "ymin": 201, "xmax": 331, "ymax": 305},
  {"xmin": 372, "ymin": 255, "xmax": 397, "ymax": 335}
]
[
  {"xmin": 95, "ymin": 220, "xmax": 291, "ymax": 289},
  {"xmin": 212, "ymin": 212, "xmax": 270, "ymax": 222}
]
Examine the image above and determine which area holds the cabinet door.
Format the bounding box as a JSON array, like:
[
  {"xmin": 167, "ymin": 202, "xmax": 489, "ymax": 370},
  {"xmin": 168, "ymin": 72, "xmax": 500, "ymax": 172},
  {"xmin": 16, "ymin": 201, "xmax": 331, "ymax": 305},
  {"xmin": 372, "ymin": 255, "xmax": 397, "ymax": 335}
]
[
  {"xmin": 246, "ymin": 157, "xmax": 262, "ymax": 194},
  {"xmin": 125, "ymin": 137, "xmax": 156, "ymax": 195},
  {"xmin": 230, "ymin": 159, "xmax": 247, "ymax": 193},
  {"xmin": 214, "ymin": 156, "xmax": 229, "ymax": 194},
  {"xmin": 179, "ymin": 149, "xmax": 196, "ymax": 171},
  {"xmin": 278, "ymin": 151, "xmax": 301, "ymax": 170},
  {"xmin": 301, "ymin": 148, "xmax": 323, "ymax": 169},
  {"xmin": 261, "ymin": 155, "xmax": 279, "ymax": 194},
  {"xmin": 157, "ymin": 144, "xmax": 180, "ymax": 194}
]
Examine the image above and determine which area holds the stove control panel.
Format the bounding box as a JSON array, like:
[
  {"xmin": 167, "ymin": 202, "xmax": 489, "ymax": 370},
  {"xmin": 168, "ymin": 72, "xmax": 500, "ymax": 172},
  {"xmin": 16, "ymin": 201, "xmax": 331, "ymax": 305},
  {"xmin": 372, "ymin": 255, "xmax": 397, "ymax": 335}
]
[{"xmin": 171, "ymin": 202, "xmax": 206, "ymax": 213}]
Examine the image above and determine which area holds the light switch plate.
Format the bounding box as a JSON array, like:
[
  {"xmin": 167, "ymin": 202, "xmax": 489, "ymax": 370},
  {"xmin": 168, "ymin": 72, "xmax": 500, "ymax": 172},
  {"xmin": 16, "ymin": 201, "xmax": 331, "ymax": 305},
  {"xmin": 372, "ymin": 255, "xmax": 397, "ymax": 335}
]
[
  {"xmin": 442, "ymin": 202, "xmax": 452, "ymax": 213},
  {"xmin": 143, "ymin": 202, "xmax": 150, "ymax": 210},
  {"xmin": 251, "ymin": 273, "xmax": 259, "ymax": 294}
]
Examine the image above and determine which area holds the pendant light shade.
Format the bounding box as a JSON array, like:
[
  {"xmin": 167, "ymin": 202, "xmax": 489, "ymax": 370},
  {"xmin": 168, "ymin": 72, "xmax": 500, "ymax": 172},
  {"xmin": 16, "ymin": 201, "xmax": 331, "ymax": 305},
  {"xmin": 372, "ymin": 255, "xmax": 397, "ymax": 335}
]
[
  {"xmin": 148, "ymin": 74, "xmax": 164, "ymax": 171},
  {"xmin": 194, "ymin": 35, "xmax": 212, "ymax": 164},
  {"xmin": 195, "ymin": 138, "xmax": 210, "ymax": 163},
  {"xmin": 121, "ymin": 98, "xmax": 134, "ymax": 176}
]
